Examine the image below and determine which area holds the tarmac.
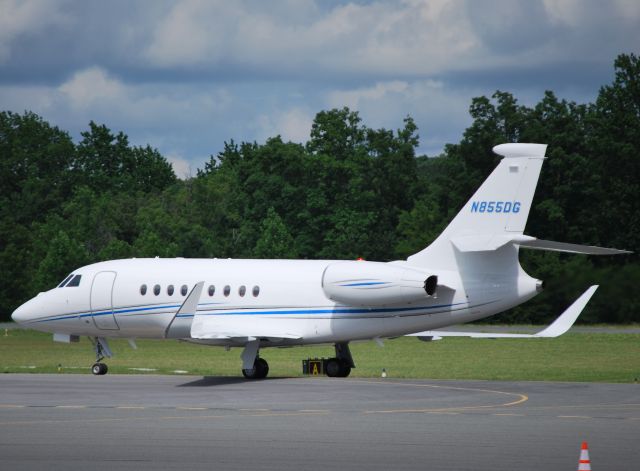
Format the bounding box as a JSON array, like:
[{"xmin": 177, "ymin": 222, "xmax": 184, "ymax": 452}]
[{"xmin": 0, "ymin": 374, "xmax": 638, "ymax": 470}]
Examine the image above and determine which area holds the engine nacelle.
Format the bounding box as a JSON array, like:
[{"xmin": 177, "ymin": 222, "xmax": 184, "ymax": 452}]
[{"xmin": 322, "ymin": 261, "xmax": 437, "ymax": 306}]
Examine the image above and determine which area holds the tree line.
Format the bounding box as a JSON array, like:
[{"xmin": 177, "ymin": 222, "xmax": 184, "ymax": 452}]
[{"xmin": 1, "ymin": 54, "xmax": 638, "ymax": 323}]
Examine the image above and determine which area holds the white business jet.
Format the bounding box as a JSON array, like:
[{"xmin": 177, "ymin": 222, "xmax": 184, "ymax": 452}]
[{"xmin": 11, "ymin": 143, "xmax": 629, "ymax": 378}]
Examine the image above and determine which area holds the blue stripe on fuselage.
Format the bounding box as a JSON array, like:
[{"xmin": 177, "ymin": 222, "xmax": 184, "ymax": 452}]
[{"xmin": 32, "ymin": 301, "xmax": 470, "ymax": 323}]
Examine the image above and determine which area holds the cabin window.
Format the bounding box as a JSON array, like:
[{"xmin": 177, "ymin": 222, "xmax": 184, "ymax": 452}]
[
  {"xmin": 252, "ymin": 285, "xmax": 260, "ymax": 297},
  {"xmin": 208, "ymin": 285, "xmax": 215, "ymax": 296},
  {"xmin": 58, "ymin": 274, "xmax": 73, "ymax": 288},
  {"xmin": 238, "ymin": 285, "xmax": 246, "ymax": 297},
  {"xmin": 140, "ymin": 284, "xmax": 147, "ymax": 295},
  {"xmin": 66, "ymin": 274, "xmax": 82, "ymax": 287},
  {"xmin": 153, "ymin": 284, "xmax": 160, "ymax": 296},
  {"xmin": 223, "ymin": 285, "xmax": 230, "ymax": 297},
  {"xmin": 181, "ymin": 284, "xmax": 188, "ymax": 296},
  {"xmin": 167, "ymin": 285, "xmax": 174, "ymax": 296}
]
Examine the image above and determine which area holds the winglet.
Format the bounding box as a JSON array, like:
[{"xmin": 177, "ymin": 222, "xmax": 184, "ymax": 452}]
[
  {"xmin": 406, "ymin": 285, "xmax": 598, "ymax": 339},
  {"xmin": 533, "ymin": 285, "xmax": 598, "ymax": 337}
]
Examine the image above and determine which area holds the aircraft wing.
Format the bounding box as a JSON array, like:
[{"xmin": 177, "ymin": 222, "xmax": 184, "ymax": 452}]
[
  {"xmin": 406, "ymin": 285, "xmax": 598, "ymax": 340},
  {"xmin": 190, "ymin": 315, "xmax": 302, "ymax": 341}
]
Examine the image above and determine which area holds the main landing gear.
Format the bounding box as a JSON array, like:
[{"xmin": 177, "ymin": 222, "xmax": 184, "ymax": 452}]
[
  {"xmin": 240, "ymin": 339, "xmax": 269, "ymax": 379},
  {"xmin": 325, "ymin": 342, "xmax": 354, "ymax": 378},
  {"xmin": 242, "ymin": 357, "xmax": 269, "ymax": 380},
  {"xmin": 239, "ymin": 340, "xmax": 356, "ymax": 379},
  {"xmin": 89, "ymin": 337, "xmax": 112, "ymax": 375}
]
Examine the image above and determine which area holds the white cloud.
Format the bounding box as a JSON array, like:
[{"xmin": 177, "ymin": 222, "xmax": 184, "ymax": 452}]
[
  {"xmin": 612, "ymin": 0, "xmax": 640, "ymax": 19},
  {"xmin": 327, "ymin": 81, "xmax": 410, "ymax": 110},
  {"xmin": 0, "ymin": 0, "xmax": 70, "ymax": 62},
  {"xmin": 254, "ymin": 107, "xmax": 314, "ymax": 144},
  {"xmin": 326, "ymin": 79, "xmax": 477, "ymax": 155},
  {"xmin": 166, "ymin": 153, "xmax": 194, "ymax": 180},
  {"xmin": 544, "ymin": 0, "xmax": 640, "ymax": 25},
  {"xmin": 54, "ymin": 66, "xmax": 233, "ymax": 128},
  {"xmin": 1, "ymin": 0, "xmax": 634, "ymax": 170},
  {"xmin": 143, "ymin": 0, "xmax": 479, "ymax": 76},
  {"xmin": 59, "ymin": 67, "xmax": 126, "ymax": 109}
]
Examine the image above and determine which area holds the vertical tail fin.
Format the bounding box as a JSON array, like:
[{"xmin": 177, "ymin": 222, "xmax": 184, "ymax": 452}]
[{"xmin": 407, "ymin": 143, "xmax": 547, "ymax": 269}]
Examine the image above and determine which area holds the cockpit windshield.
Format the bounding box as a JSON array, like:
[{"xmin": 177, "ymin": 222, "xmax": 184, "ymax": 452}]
[
  {"xmin": 58, "ymin": 274, "xmax": 82, "ymax": 288},
  {"xmin": 58, "ymin": 274, "xmax": 74, "ymax": 288},
  {"xmin": 66, "ymin": 275, "xmax": 82, "ymax": 287}
]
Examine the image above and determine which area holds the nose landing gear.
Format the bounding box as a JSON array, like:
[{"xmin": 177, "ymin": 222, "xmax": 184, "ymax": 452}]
[
  {"xmin": 89, "ymin": 337, "xmax": 112, "ymax": 376},
  {"xmin": 92, "ymin": 362, "xmax": 108, "ymax": 375}
]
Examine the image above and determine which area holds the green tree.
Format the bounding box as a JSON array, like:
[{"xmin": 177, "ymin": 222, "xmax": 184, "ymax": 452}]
[
  {"xmin": 254, "ymin": 207, "xmax": 297, "ymax": 258},
  {"xmin": 31, "ymin": 230, "xmax": 90, "ymax": 293},
  {"xmin": 76, "ymin": 121, "xmax": 176, "ymax": 193}
]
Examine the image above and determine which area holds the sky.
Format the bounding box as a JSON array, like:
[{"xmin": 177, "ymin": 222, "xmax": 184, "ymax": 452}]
[{"xmin": 1, "ymin": 0, "xmax": 638, "ymax": 177}]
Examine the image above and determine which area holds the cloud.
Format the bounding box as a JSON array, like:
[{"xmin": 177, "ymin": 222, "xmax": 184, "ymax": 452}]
[
  {"xmin": 254, "ymin": 107, "xmax": 314, "ymax": 144},
  {"xmin": 142, "ymin": 0, "xmax": 479, "ymax": 78},
  {"xmin": 0, "ymin": 0, "xmax": 70, "ymax": 62},
  {"xmin": 0, "ymin": 0, "xmax": 636, "ymax": 170},
  {"xmin": 166, "ymin": 153, "xmax": 194, "ymax": 180},
  {"xmin": 327, "ymin": 79, "xmax": 475, "ymax": 155},
  {"xmin": 59, "ymin": 67, "xmax": 126, "ymax": 109}
]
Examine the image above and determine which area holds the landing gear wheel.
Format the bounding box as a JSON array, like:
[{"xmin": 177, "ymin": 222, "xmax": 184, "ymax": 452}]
[
  {"xmin": 242, "ymin": 357, "xmax": 269, "ymax": 379},
  {"xmin": 92, "ymin": 362, "xmax": 108, "ymax": 375},
  {"xmin": 325, "ymin": 358, "xmax": 341, "ymax": 377},
  {"xmin": 339, "ymin": 362, "xmax": 351, "ymax": 378},
  {"xmin": 325, "ymin": 358, "xmax": 350, "ymax": 377}
]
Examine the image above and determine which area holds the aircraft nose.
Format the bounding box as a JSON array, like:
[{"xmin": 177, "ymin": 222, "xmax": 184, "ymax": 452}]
[{"xmin": 11, "ymin": 302, "xmax": 31, "ymax": 325}]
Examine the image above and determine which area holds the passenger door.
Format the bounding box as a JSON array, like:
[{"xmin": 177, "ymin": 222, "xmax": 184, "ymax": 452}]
[{"xmin": 91, "ymin": 271, "xmax": 120, "ymax": 330}]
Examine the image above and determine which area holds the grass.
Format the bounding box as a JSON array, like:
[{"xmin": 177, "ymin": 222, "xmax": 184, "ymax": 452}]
[{"xmin": 1, "ymin": 328, "xmax": 639, "ymax": 382}]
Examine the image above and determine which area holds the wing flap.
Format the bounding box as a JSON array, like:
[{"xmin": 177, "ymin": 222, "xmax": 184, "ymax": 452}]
[{"xmin": 190, "ymin": 314, "xmax": 302, "ymax": 341}]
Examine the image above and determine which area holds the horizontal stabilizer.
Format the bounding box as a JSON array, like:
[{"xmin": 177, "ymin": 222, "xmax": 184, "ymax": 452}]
[
  {"xmin": 406, "ymin": 285, "xmax": 598, "ymax": 339},
  {"xmin": 517, "ymin": 239, "xmax": 631, "ymax": 255},
  {"xmin": 451, "ymin": 234, "xmax": 631, "ymax": 255}
]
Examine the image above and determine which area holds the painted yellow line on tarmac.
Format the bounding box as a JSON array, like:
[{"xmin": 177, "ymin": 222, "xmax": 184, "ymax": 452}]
[
  {"xmin": 525, "ymin": 403, "xmax": 640, "ymax": 411},
  {"xmin": 357, "ymin": 380, "xmax": 528, "ymax": 414},
  {"xmin": 246, "ymin": 411, "xmax": 329, "ymax": 417}
]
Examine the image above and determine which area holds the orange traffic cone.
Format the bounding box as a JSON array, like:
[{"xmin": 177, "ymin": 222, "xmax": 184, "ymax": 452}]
[{"xmin": 578, "ymin": 441, "xmax": 591, "ymax": 470}]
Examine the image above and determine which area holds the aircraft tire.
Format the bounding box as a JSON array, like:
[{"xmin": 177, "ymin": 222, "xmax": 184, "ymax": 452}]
[
  {"xmin": 338, "ymin": 362, "xmax": 351, "ymax": 378},
  {"xmin": 242, "ymin": 358, "xmax": 269, "ymax": 379},
  {"xmin": 325, "ymin": 358, "xmax": 341, "ymax": 377},
  {"xmin": 326, "ymin": 358, "xmax": 352, "ymax": 378},
  {"xmin": 92, "ymin": 363, "xmax": 108, "ymax": 375},
  {"xmin": 255, "ymin": 358, "xmax": 269, "ymax": 379}
]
